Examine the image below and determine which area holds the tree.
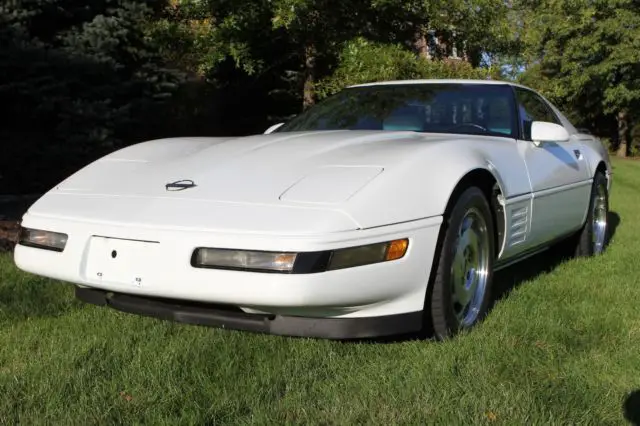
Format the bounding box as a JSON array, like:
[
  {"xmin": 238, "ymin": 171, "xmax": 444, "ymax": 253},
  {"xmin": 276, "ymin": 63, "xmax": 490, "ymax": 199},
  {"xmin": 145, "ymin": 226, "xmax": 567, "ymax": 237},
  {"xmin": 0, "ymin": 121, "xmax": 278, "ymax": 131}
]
[
  {"xmin": 0, "ymin": 0, "xmax": 182, "ymax": 193},
  {"xmin": 270, "ymin": 0, "xmax": 373, "ymax": 109},
  {"xmin": 370, "ymin": 0, "xmax": 512, "ymax": 65},
  {"xmin": 517, "ymin": 0, "xmax": 640, "ymax": 156},
  {"xmin": 315, "ymin": 37, "xmax": 498, "ymax": 99},
  {"xmin": 198, "ymin": 0, "xmax": 373, "ymax": 109},
  {"xmin": 145, "ymin": 0, "xmax": 218, "ymax": 78},
  {"xmin": 194, "ymin": 0, "xmax": 513, "ymax": 113}
]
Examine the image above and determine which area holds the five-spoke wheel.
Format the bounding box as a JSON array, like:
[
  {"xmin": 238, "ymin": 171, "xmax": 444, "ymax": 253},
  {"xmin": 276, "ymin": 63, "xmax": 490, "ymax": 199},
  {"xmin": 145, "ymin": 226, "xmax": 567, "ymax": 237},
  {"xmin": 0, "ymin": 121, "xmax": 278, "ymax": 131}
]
[{"xmin": 429, "ymin": 186, "xmax": 495, "ymax": 340}]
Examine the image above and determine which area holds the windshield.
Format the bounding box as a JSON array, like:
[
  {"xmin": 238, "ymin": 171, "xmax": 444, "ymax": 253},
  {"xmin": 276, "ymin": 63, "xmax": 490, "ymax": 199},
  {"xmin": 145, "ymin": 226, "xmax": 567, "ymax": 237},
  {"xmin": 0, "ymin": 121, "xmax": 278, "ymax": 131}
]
[{"xmin": 278, "ymin": 83, "xmax": 518, "ymax": 138}]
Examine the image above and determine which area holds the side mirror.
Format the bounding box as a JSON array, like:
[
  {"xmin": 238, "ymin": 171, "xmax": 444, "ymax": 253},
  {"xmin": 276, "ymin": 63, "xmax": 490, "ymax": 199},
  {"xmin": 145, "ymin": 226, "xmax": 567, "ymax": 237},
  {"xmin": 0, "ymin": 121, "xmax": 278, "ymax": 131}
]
[
  {"xmin": 264, "ymin": 122, "xmax": 284, "ymax": 134},
  {"xmin": 531, "ymin": 121, "xmax": 570, "ymax": 144}
]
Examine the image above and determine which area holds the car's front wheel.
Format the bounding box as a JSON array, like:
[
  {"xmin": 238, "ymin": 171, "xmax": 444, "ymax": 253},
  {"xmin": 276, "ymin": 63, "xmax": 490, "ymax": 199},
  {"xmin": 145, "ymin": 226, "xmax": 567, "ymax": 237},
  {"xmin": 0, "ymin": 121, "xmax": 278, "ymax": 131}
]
[{"xmin": 429, "ymin": 187, "xmax": 495, "ymax": 340}]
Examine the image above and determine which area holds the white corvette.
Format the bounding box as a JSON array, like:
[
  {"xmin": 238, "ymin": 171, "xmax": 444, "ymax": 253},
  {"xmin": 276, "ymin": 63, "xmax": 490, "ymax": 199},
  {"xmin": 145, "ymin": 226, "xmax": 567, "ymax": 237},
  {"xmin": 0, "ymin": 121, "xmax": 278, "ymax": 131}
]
[{"xmin": 14, "ymin": 80, "xmax": 612, "ymax": 339}]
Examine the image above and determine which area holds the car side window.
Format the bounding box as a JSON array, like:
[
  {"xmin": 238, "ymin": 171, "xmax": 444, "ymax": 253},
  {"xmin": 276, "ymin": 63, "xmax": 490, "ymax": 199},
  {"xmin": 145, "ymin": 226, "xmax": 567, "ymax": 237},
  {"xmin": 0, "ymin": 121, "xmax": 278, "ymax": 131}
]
[{"xmin": 514, "ymin": 88, "xmax": 562, "ymax": 140}]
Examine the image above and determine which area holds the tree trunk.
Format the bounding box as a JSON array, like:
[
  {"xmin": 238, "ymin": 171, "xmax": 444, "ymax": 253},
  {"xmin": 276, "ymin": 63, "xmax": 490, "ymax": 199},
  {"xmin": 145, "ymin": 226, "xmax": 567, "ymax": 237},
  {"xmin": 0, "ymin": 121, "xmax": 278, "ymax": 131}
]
[
  {"xmin": 412, "ymin": 26, "xmax": 431, "ymax": 59},
  {"xmin": 302, "ymin": 43, "xmax": 316, "ymax": 110},
  {"xmin": 617, "ymin": 110, "xmax": 629, "ymax": 158}
]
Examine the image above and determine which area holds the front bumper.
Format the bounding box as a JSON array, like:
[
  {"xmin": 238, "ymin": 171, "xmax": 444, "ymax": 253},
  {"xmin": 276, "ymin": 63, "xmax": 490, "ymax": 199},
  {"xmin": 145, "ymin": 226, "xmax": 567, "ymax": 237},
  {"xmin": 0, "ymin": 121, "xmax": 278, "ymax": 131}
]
[
  {"xmin": 76, "ymin": 286, "xmax": 424, "ymax": 339},
  {"xmin": 15, "ymin": 213, "xmax": 442, "ymax": 319}
]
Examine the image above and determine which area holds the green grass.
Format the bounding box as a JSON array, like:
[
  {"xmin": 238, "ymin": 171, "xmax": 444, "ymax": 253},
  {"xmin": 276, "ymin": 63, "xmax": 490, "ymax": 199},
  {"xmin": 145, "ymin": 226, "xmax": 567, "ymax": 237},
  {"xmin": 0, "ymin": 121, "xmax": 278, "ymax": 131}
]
[{"xmin": 1, "ymin": 159, "xmax": 640, "ymax": 425}]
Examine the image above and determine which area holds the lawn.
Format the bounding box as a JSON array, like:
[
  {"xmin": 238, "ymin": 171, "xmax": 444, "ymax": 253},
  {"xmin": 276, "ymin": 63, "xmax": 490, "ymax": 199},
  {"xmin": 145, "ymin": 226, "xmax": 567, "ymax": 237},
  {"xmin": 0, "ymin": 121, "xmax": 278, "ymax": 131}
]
[{"xmin": 1, "ymin": 159, "xmax": 639, "ymax": 425}]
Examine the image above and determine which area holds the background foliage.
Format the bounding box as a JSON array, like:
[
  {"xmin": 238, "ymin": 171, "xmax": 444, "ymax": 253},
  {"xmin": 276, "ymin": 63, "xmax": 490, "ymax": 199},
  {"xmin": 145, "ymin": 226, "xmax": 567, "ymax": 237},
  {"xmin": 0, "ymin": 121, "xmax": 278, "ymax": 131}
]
[
  {"xmin": 515, "ymin": 0, "xmax": 640, "ymax": 156},
  {"xmin": 0, "ymin": 0, "xmax": 182, "ymax": 193},
  {"xmin": 1, "ymin": 0, "xmax": 638, "ymax": 194},
  {"xmin": 315, "ymin": 38, "xmax": 499, "ymax": 99}
]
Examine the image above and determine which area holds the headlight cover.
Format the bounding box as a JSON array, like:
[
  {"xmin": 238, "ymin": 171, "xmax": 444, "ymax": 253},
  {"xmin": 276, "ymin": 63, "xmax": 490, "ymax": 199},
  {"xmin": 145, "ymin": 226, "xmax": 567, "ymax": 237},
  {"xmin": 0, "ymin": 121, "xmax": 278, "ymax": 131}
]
[
  {"xmin": 191, "ymin": 239, "xmax": 409, "ymax": 274},
  {"xmin": 193, "ymin": 248, "xmax": 297, "ymax": 273},
  {"xmin": 19, "ymin": 227, "xmax": 68, "ymax": 252}
]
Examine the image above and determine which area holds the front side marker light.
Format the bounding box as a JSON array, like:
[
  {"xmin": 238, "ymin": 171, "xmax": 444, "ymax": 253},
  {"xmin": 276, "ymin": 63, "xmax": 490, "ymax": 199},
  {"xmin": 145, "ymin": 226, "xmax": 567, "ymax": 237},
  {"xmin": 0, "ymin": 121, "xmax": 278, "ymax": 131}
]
[
  {"xmin": 19, "ymin": 227, "xmax": 68, "ymax": 252},
  {"xmin": 327, "ymin": 238, "xmax": 409, "ymax": 271}
]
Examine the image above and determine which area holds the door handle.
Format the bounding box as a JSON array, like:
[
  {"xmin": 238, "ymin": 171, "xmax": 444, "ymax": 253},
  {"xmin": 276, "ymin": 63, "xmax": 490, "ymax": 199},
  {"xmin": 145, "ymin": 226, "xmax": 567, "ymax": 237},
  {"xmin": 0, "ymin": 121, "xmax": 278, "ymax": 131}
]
[{"xmin": 573, "ymin": 149, "xmax": 583, "ymax": 160}]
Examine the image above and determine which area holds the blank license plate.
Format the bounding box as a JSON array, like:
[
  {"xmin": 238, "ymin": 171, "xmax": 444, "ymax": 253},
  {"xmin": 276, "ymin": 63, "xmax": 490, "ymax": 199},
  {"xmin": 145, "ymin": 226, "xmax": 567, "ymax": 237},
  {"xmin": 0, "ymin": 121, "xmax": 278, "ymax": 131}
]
[{"xmin": 85, "ymin": 237, "xmax": 160, "ymax": 287}]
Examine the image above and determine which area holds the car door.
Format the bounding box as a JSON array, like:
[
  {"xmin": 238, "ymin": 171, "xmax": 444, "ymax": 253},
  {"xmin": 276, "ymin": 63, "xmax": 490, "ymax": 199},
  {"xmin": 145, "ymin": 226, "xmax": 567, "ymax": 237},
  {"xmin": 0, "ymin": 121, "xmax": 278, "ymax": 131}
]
[{"xmin": 514, "ymin": 87, "xmax": 591, "ymax": 249}]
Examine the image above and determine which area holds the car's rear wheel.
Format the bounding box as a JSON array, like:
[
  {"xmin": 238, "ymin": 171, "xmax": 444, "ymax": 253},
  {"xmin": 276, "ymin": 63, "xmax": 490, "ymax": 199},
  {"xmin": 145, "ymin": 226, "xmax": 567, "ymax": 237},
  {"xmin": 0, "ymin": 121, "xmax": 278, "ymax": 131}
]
[
  {"xmin": 429, "ymin": 187, "xmax": 495, "ymax": 340},
  {"xmin": 574, "ymin": 171, "xmax": 609, "ymax": 257}
]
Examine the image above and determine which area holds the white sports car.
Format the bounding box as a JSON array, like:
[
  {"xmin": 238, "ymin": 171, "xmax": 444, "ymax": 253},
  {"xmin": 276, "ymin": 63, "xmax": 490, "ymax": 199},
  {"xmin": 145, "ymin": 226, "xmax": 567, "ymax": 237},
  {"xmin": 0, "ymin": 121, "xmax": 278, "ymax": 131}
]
[{"xmin": 14, "ymin": 80, "xmax": 612, "ymax": 340}]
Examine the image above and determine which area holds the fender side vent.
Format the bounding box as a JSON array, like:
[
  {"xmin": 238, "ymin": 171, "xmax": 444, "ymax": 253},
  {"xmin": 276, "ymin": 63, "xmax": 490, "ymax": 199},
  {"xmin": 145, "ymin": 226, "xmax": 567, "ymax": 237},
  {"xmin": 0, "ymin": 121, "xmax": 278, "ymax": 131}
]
[{"xmin": 508, "ymin": 206, "xmax": 528, "ymax": 246}]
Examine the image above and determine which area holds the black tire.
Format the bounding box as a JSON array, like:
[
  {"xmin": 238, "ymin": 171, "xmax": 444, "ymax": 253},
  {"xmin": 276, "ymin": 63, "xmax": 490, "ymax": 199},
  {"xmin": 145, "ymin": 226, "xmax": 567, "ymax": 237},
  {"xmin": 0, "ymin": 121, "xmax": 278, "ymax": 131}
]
[
  {"xmin": 573, "ymin": 171, "xmax": 610, "ymax": 257},
  {"xmin": 429, "ymin": 187, "xmax": 496, "ymax": 340}
]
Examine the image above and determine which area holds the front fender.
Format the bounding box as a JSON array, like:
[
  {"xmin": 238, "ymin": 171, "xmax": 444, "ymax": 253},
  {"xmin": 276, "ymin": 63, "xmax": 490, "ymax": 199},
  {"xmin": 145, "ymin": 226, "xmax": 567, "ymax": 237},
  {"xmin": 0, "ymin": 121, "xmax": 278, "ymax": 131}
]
[
  {"xmin": 578, "ymin": 135, "xmax": 612, "ymax": 178},
  {"xmin": 342, "ymin": 140, "xmax": 530, "ymax": 229}
]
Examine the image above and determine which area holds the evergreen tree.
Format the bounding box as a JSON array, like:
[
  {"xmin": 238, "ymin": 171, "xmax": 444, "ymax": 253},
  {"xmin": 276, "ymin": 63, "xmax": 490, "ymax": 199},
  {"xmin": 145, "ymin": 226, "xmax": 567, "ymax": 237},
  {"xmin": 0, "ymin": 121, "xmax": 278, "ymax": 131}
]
[{"xmin": 0, "ymin": 0, "xmax": 182, "ymax": 193}]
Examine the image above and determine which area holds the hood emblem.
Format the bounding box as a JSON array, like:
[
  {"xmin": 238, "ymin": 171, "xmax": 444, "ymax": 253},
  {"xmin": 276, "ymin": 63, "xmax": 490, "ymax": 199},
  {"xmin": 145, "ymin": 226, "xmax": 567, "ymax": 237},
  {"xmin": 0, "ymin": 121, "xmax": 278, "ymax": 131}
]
[{"xmin": 165, "ymin": 179, "xmax": 197, "ymax": 191}]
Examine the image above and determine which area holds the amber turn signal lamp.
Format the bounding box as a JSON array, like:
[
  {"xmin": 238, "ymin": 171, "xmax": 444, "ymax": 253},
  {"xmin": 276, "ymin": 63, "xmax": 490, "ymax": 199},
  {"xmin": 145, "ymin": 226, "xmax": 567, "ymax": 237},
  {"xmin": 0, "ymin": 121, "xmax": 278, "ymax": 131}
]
[{"xmin": 386, "ymin": 239, "xmax": 409, "ymax": 261}]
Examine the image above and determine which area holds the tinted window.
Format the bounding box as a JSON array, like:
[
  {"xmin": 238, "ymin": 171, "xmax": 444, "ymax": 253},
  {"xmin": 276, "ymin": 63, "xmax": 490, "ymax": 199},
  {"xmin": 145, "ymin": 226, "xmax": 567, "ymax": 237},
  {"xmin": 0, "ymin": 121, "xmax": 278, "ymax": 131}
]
[
  {"xmin": 514, "ymin": 88, "xmax": 561, "ymax": 140},
  {"xmin": 278, "ymin": 84, "xmax": 518, "ymax": 138}
]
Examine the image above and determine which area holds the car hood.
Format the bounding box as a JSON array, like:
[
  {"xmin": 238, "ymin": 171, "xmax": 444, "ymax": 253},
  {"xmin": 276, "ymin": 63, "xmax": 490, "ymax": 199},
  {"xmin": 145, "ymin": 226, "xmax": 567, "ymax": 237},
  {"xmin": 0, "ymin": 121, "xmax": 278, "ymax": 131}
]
[
  {"xmin": 26, "ymin": 130, "xmax": 473, "ymax": 234},
  {"xmin": 54, "ymin": 130, "xmax": 448, "ymax": 204}
]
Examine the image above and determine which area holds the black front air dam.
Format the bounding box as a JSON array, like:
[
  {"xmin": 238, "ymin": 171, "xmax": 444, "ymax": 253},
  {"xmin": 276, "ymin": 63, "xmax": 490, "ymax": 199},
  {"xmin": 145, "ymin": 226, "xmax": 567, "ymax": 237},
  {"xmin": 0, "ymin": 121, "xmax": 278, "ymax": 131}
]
[{"xmin": 75, "ymin": 286, "xmax": 423, "ymax": 339}]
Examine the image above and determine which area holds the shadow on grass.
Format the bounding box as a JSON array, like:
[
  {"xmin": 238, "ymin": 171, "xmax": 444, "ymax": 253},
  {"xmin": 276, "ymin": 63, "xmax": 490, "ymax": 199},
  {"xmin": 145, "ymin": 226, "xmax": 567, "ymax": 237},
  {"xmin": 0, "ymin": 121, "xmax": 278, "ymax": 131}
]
[
  {"xmin": 609, "ymin": 211, "xmax": 621, "ymax": 241},
  {"xmin": 624, "ymin": 389, "xmax": 640, "ymax": 425},
  {"xmin": 495, "ymin": 210, "xmax": 620, "ymax": 300},
  {"xmin": 357, "ymin": 211, "xmax": 621, "ymax": 345}
]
